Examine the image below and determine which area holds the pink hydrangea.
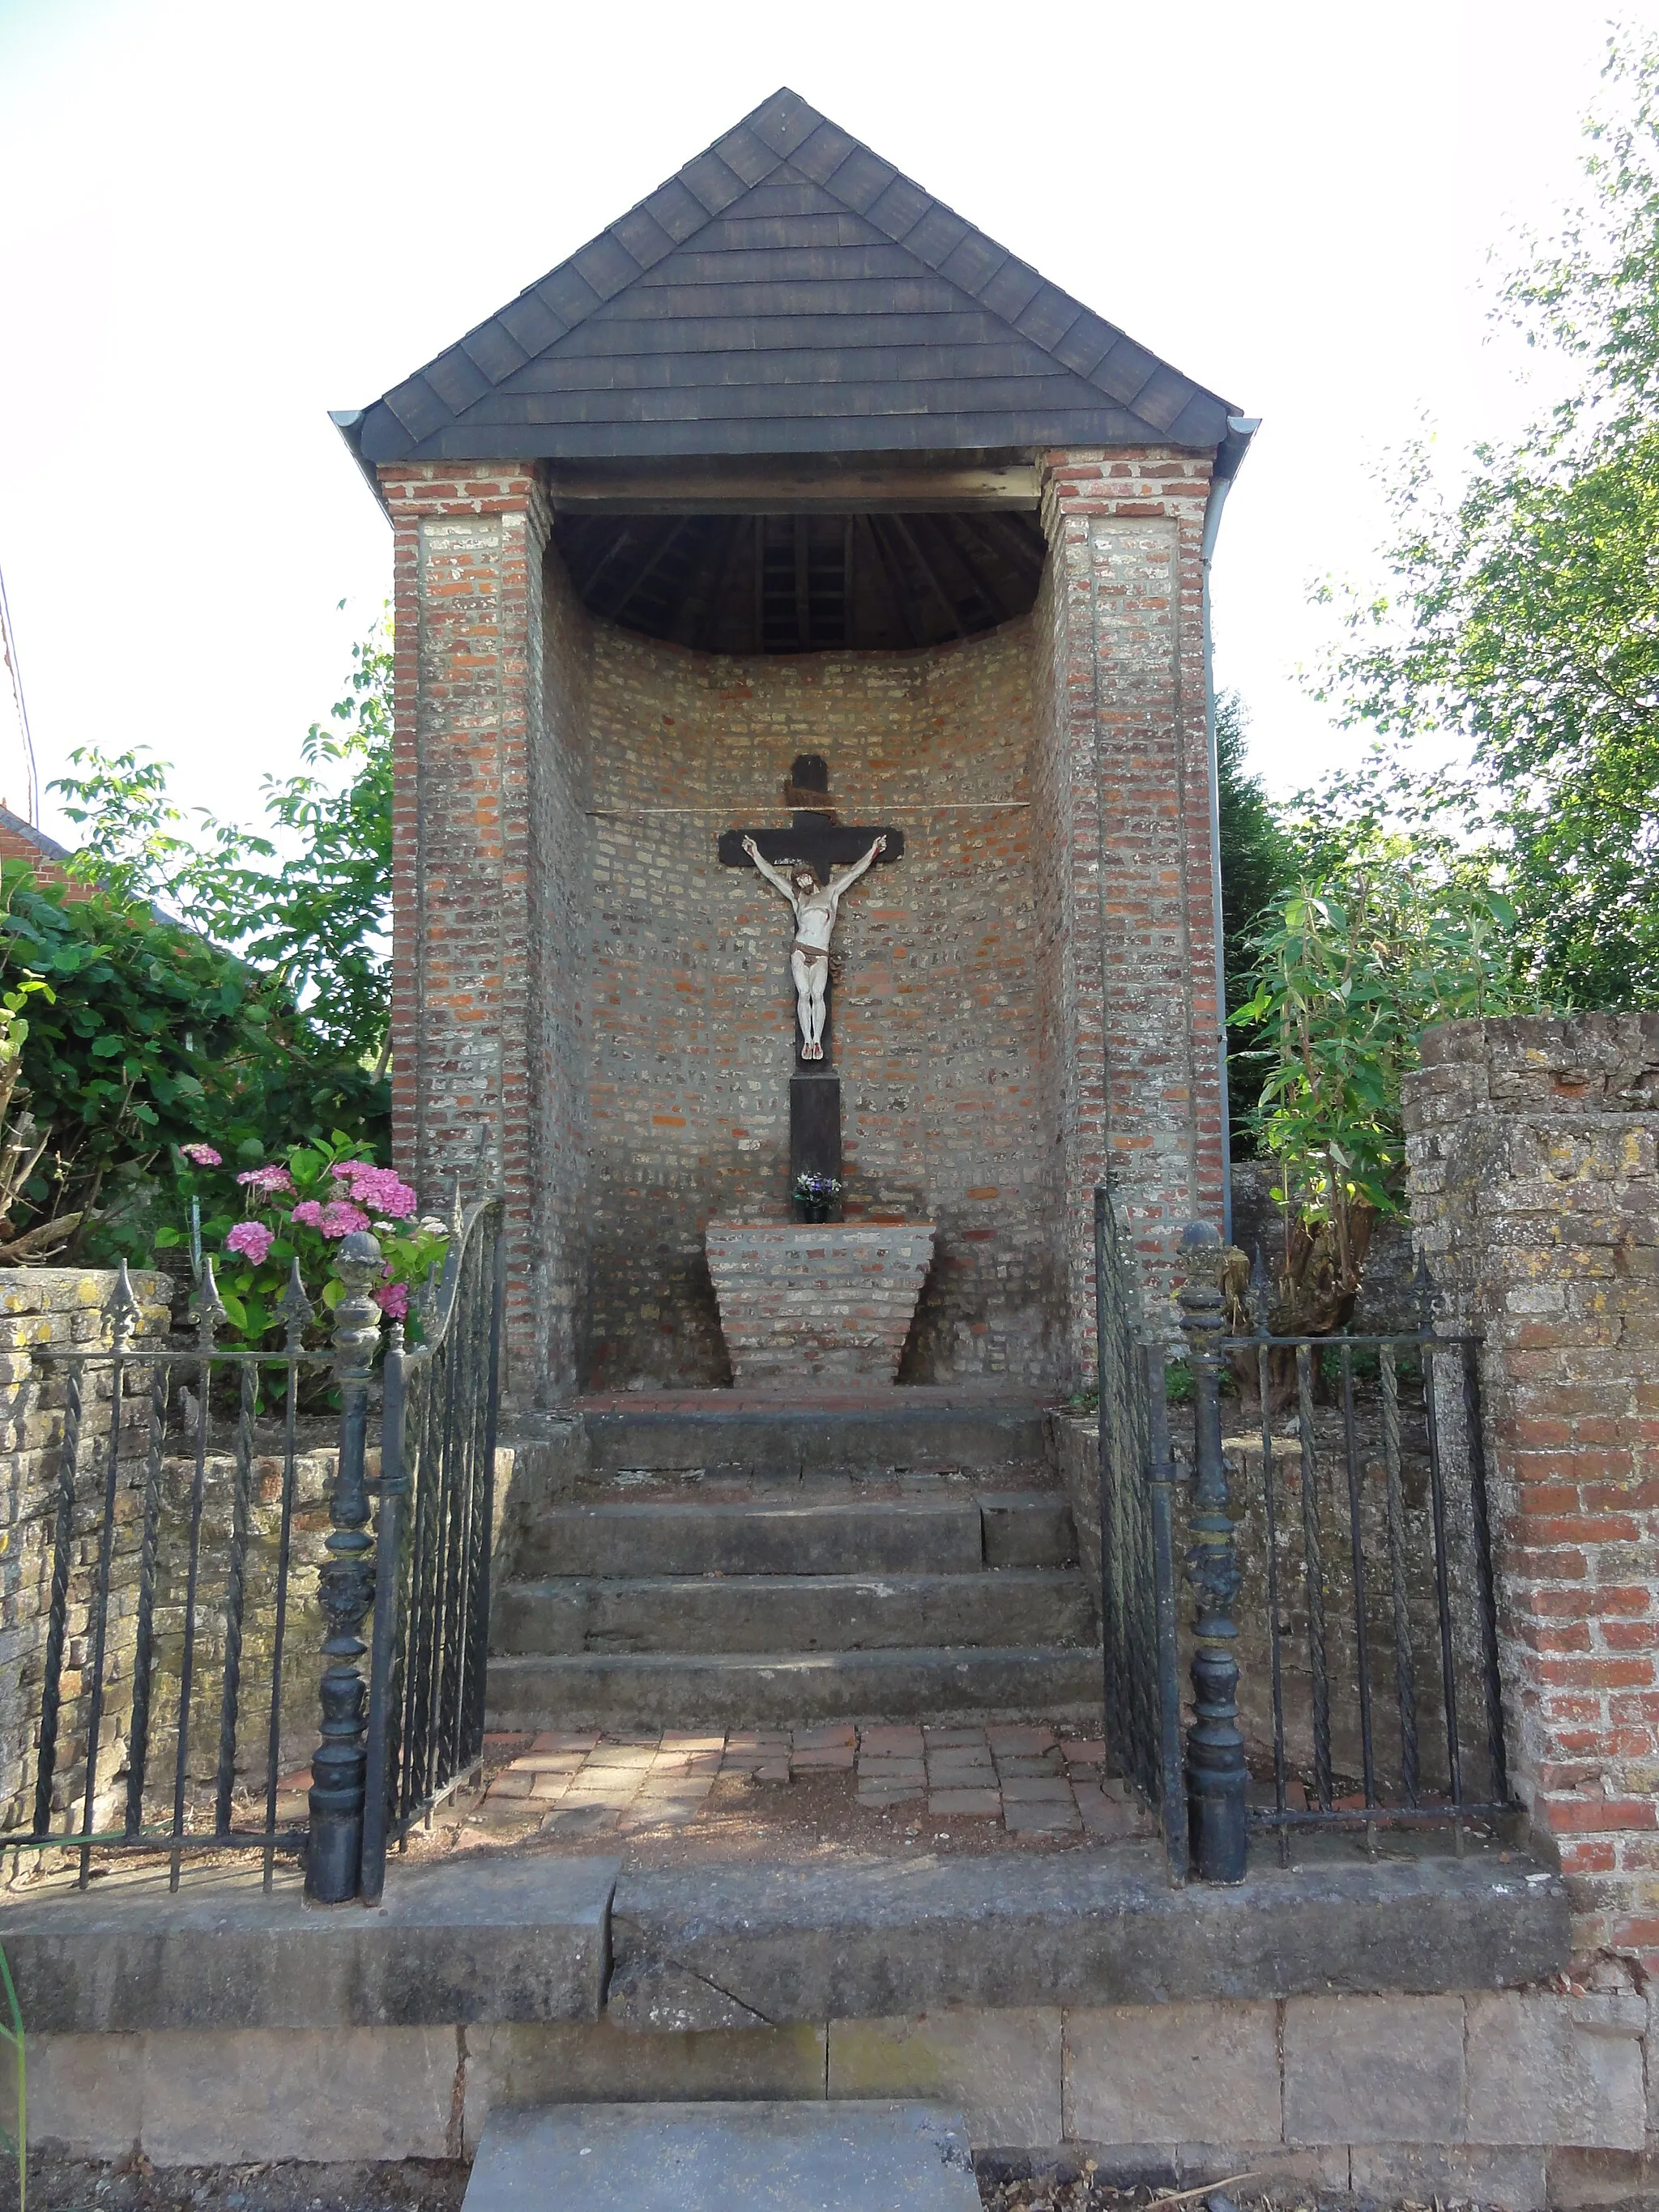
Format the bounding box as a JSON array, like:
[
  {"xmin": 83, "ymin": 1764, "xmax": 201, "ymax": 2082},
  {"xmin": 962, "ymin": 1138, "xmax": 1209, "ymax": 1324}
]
[
  {"xmin": 291, "ymin": 1197, "xmax": 371, "ymax": 1239},
  {"xmin": 236, "ymin": 1164, "xmax": 294, "ymax": 1196},
  {"xmin": 225, "ymin": 1220, "xmax": 274, "ymax": 1265},
  {"xmin": 373, "ymin": 1281, "xmax": 409, "ymax": 1319},
  {"xmin": 330, "ymin": 1161, "xmax": 418, "ymax": 1219},
  {"xmin": 181, "ymin": 1142, "xmax": 222, "ymax": 1167}
]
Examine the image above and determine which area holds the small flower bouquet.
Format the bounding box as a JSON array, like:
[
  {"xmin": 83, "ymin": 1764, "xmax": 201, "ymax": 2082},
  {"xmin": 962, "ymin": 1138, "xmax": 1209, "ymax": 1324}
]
[
  {"xmin": 792, "ymin": 1169, "xmax": 842, "ymax": 1224},
  {"xmin": 163, "ymin": 1133, "xmax": 450, "ymax": 1343}
]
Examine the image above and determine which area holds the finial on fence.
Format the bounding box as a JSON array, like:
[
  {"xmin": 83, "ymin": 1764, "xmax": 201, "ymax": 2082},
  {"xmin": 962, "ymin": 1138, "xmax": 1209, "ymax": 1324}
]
[
  {"xmin": 191, "ymin": 1255, "xmax": 228, "ymax": 1347},
  {"xmin": 279, "ymin": 1257, "xmax": 314, "ymax": 1355},
  {"xmin": 105, "ymin": 1258, "xmax": 143, "ymax": 1350}
]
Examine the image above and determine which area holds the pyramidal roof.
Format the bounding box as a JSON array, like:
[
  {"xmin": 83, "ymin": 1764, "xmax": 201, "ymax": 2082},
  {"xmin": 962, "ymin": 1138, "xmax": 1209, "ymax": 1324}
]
[{"xmin": 347, "ymin": 89, "xmax": 1238, "ymax": 467}]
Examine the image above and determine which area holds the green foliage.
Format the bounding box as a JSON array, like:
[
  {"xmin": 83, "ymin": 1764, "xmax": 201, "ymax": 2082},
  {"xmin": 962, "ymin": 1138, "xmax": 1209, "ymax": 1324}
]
[
  {"xmin": 1232, "ymin": 841, "xmax": 1529, "ymax": 1290},
  {"xmin": 0, "ymin": 866, "xmax": 387, "ymax": 1266},
  {"xmin": 1318, "ymin": 31, "xmax": 1659, "ymax": 1008},
  {"xmin": 53, "ymin": 613, "xmax": 393, "ymax": 1063},
  {"xmin": 1215, "ymin": 692, "xmax": 1297, "ymax": 1149}
]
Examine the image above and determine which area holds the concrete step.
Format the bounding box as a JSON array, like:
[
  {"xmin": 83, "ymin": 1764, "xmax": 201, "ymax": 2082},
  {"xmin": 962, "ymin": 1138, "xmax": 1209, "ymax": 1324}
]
[
  {"xmin": 493, "ymin": 1568, "xmax": 1098, "ymax": 1656},
  {"xmin": 513, "ymin": 1494, "xmax": 1073, "ymax": 1579},
  {"xmin": 580, "ymin": 1390, "xmax": 1048, "ymax": 1484},
  {"xmin": 463, "ymin": 2101, "xmax": 979, "ymax": 2212},
  {"xmin": 485, "ymin": 1643, "xmax": 1104, "ymax": 1728}
]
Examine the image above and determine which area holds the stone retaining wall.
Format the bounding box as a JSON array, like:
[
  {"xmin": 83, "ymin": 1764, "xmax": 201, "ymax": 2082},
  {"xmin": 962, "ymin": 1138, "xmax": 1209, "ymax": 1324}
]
[
  {"xmin": 1405, "ymin": 1014, "xmax": 1659, "ymax": 1964},
  {"xmin": 19, "ymin": 1988, "xmax": 1654, "ymax": 2201},
  {"xmin": 705, "ymin": 1221, "xmax": 936, "ymax": 1385}
]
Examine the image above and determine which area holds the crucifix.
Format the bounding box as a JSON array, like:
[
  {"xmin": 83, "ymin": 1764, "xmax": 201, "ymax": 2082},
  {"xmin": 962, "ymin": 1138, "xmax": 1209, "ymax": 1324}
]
[{"xmin": 719, "ymin": 755, "xmax": 905, "ymax": 1212}]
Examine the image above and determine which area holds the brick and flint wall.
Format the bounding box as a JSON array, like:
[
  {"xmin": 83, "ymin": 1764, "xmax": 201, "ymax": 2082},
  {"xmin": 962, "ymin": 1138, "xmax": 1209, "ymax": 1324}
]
[
  {"xmin": 385, "ymin": 449, "xmax": 1226, "ymax": 1400},
  {"xmin": 1406, "ymin": 1016, "xmax": 1659, "ymax": 1964}
]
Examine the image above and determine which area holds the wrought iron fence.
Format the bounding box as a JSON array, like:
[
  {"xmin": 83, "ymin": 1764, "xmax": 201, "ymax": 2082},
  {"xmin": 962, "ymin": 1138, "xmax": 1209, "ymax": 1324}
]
[
  {"xmin": 15, "ymin": 1194, "xmax": 504, "ymax": 1903},
  {"xmin": 1094, "ymin": 1199, "xmax": 1511, "ymax": 1886},
  {"xmin": 359, "ymin": 1195, "xmax": 505, "ymax": 1903},
  {"xmin": 1094, "ymin": 1189, "xmax": 1185, "ymax": 1877}
]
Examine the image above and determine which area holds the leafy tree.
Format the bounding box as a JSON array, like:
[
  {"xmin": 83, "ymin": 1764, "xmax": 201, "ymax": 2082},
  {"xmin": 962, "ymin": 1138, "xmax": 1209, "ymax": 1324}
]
[
  {"xmin": 1232, "ymin": 829, "xmax": 1529, "ymax": 1337},
  {"xmin": 53, "ymin": 614, "xmax": 393, "ymax": 1063},
  {"xmin": 0, "ymin": 866, "xmax": 388, "ymax": 1267},
  {"xmin": 1318, "ymin": 32, "xmax": 1659, "ymax": 1008},
  {"xmin": 1215, "ymin": 691, "xmax": 1296, "ymax": 1150}
]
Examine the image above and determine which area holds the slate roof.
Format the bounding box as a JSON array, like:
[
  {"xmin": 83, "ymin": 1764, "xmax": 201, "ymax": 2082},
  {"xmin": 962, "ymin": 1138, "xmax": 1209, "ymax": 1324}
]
[{"xmin": 347, "ymin": 89, "xmax": 1238, "ymax": 467}]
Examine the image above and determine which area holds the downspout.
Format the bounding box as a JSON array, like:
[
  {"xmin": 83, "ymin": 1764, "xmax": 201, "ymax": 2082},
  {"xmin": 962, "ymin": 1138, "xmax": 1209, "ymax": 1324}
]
[{"xmin": 1201, "ymin": 414, "xmax": 1261, "ymax": 1247}]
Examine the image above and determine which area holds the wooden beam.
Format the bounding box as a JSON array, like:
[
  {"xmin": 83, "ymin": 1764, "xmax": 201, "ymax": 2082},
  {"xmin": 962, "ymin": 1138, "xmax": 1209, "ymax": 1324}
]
[
  {"xmin": 936, "ymin": 515, "xmax": 1014, "ymax": 625},
  {"xmin": 548, "ymin": 458, "xmax": 1042, "ymax": 514},
  {"xmin": 693, "ymin": 516, "xmax": 745, "ymax": 652},
  {"xmin": 794, "ymin": 517, "xmax": 812, "ymax": 650},
  {"xmin": 891, "ymin": 516, "xmax": 967, "ymax": 639},
  {"xmin": 864, "ymin": 517, "xmax": 922, "ymax": 650},
  {"xmin": 753, "ymin": 517, "xmax": 766, "ymax": 653},
  {"xmin": 599, "ymin": 517, "xmax": 689, "ymax": 620},
  {"xmin": 842, "ymin": 517, "xmax": 855, "ymax": 649}
]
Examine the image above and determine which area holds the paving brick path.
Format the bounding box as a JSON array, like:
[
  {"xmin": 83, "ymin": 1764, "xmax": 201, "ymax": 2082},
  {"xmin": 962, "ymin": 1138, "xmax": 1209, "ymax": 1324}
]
[{"xmin": 475, "ymin": 1723, "xmax": 1149, "ymax": 1841}]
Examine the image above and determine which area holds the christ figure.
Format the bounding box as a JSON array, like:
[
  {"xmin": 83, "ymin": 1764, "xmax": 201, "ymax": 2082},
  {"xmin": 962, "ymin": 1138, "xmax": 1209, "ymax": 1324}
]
[{"xmin": 740, "ymin": 832, "xmax": 887, "ymax": 1061}]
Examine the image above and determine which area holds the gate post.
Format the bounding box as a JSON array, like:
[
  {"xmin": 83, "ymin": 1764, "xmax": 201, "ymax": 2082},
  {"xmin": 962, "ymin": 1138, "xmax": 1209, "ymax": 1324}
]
[
  {"xmin": 1178, "ymin": 1221, "xmax": 1248, "ymax": 1882},
  {"xmin": 306, "ymin": 1230, "xmax": 384, "ymax": 1903}
]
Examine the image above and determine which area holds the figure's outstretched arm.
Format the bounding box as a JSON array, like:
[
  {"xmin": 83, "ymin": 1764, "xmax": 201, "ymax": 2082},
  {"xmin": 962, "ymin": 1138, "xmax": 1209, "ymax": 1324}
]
[
  {"xmin": 741, "ymin": 836, "xmax": 799, "ymax": 908},
  {"xmin": 827, "ymin": 833, "xmax": 887, "ymax": 903}
]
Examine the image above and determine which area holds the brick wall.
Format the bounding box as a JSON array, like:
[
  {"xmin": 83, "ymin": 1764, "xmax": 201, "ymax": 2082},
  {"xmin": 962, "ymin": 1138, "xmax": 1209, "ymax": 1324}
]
[
  {"xmin": 580, "ymin": 611, "xmax": 1051, "ymax": 1389},
  {"xmin": 1034, "ymin": 449, "xmax": 1224, "ymax": 1375},
  {"xmin": 1406, "ymin": 1015, "xmax": 1659, "ymax": 1963},
  {"xmin": 388, "ymin": 450, "xmax": 1226, "ymax": 1402}
]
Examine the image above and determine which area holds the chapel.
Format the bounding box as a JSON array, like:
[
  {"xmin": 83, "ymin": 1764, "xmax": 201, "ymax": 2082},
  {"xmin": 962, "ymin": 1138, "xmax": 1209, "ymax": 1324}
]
[{"xmin": 334, "ymin": 87, "xmax": 1252, "ymax": 1413}]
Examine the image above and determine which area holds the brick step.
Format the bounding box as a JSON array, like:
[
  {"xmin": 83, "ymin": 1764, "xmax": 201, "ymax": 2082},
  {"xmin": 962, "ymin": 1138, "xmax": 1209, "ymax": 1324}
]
[
  {"xmin": 484, "ymin": 1644, "xmax": 1104, "ymax": 1729},
  {"xmin": 492, "ymin": 1568, "xmax": 1097, "ymax": 1656},
  {"xmin": 511, "ymin": 1493, "xmax": 1075, "ymax": 1579}
]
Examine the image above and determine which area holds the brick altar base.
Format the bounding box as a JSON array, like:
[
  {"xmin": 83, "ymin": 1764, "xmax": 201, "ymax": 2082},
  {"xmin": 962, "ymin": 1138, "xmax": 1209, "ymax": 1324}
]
[{"xmin": 705, "ymin": 1222, "xmax": 935, "ymax": 1387}]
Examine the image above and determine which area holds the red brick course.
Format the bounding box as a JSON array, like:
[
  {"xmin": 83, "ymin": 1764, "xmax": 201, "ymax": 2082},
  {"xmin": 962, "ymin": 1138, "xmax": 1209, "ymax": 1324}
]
[{"xmin": 1406, "ymin": 1014, "xmax": 1659, "ymax": 1964}]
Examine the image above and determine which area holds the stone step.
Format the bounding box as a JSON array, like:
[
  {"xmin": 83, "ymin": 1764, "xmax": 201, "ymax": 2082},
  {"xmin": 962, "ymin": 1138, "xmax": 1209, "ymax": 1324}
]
[
  {"xmin": 493, "ymin": 1567, "xmax": 1097, "ymax": 1656},
  {"xmin": 513, "ymin": 1494, "xmax": 1073, "ymax": 1579},
  {"xmin": 485, "ymin": 1643, "xmax": 1104, "ymax": 1728},
  {"xmin": 463, "ymin": 2101, "xmax": 979, "ymax": 2212},
  {"xmin": 579, "ymin": 1391, "xmax": 1049, "ymax": 1483}
]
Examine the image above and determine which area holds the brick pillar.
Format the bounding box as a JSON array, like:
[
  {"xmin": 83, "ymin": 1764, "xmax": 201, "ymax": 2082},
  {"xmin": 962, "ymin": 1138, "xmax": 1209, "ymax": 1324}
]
[
  {"xmin": 1406, "ymin": 1014, "xmax": 1659, "ymax": 1963},
  {"xmin": 379, "ymin": 462, "xmax": 550, "ymax": 1403},
  {"xmin": 1033, "ymin": 448, "xmax": 1225, "ymax": 1377}
]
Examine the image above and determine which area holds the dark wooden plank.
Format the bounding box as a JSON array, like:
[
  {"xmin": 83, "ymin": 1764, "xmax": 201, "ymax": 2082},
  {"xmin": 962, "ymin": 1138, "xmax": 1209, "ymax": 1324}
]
[
  {"xmin": 861, "ymin": 518, "xmax": 921, "ymax": 648},
  {"xmin": 603, "ymin": 517, "xmax": 693, "ymax": 620},
  {"xmin": 574, "ymin": 522, "xmax": 638, "ymax": 599},
  {"xmin": 794, "ymin": 518, "xmax": 811, "ymax": 649},
  {"xmin": 634, "ymin": 244, "xmax": 934, "ymax": 285},
  {"xmin": 693, "ymin": 516, "xmax": 745, "ymax": 650},
  {"xmin": 549, "ymin": 308, "xmax": 1032, "ymax": 357},
  {"xmin": 546, "ymin": 458, "xmax": 1040, "ymax": 513},
  {"xmin": 505, "ymin": 341, "xmax": 1075, "ymax": 394},
  {"xmin": 595, "ymin": 276, "xmax": 967, "ymax": 318},
  {"xmin": 753, "ymin": 517, "xmax": 765, "ymax": 652},
  {"xmin": 938, "ymin": 516, "xmax": 1013, "ymax": 624},
  {"xmin": 896, "ymin": 515, "xmax": 970, "ymax": 635},
  {"xmin": 463, "ymin": 371, "xmax": 1119, "ymax": 427}
]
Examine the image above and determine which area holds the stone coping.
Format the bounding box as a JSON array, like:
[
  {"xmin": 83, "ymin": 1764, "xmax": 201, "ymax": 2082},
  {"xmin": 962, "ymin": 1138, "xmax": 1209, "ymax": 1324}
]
[{"xmin": 0, "ymin": 1841, "xmax": 1567, "ymax": 2038}]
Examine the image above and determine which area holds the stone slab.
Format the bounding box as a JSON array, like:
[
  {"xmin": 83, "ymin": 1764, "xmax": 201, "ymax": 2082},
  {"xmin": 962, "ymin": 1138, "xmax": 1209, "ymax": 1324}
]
[
  {"xmin": 610, "ymin": 1848, "xmax": 1568, "ymax": 2025},
  {"xmin": 578, "ymin": 1392, "xmax": 1050, "ymax": 1481},
  {"xmin": 0, "ymin": 1854, "xmax": 619, "ymax": 2034},
  {"xmin": 1465, "ymin": 1989, "xmax": 1648, "ymax": 2150},
  {"xmin": 829, "ymin": 2010, "xmax": 1063, "ymax": 2148},
  {"xmin": 460, "ymin": 2022, "xmax": 830, "ymax": 2154},
  {"xmin": 463, "ymin": 2099, "xmax": 979, "ymax": 2212},
  {"xmin": 493, "ymin": 1568, "xmax": 1094, "ymax": 1656},
  {"xmin": 981, "ymin": 1493, "xmax": 1077, "ymax": 1568},
  {"xmin": 1064, "ymin": 2000, "xmax": 1280, "ymax": 2144},
  {"xmin": 141, "ymin": 2023, "xmax": 458, "ymax": 2164},
  {"xmin": 487, "ymin": 1645, "xmax": 1102, "ymax": 1729},
  {"xmin": 514, "ymin": 1498, "xmax": 986, "ymax": 1578},
  {"xmin": 1350, "ymin": 2142, "xmax": 1548, "ymax": 2210},
  {"xmin": 1283, "ymin": 1993, "xmax": 1465, "ymax": 2145}
]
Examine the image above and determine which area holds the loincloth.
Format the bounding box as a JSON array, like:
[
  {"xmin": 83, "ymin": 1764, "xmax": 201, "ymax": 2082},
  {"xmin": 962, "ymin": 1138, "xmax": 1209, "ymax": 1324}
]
[{"xmin": 791, "ymin": 940, "xmax": 830, "ymax": 968}]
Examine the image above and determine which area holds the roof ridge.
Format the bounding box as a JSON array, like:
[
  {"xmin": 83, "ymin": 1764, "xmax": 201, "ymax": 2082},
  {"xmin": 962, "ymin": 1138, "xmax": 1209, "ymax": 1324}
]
[{"xmin": 354, "ymin": 87, "xmax": 1235, "ymax": 461}]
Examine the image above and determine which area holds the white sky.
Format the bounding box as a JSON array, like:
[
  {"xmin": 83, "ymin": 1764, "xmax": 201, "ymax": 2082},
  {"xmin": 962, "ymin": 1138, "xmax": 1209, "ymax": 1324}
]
[{"xmin": 1, "ymin": 0, "xmax": 1652, "ymax": 842}]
